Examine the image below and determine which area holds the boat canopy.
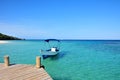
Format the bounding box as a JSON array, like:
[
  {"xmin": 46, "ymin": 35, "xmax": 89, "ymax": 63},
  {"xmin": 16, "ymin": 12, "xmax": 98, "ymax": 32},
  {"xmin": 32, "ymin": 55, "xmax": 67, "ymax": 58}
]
[{"xmin": 45, "ymin": 39, "xmax": 60, "ymax": 42}]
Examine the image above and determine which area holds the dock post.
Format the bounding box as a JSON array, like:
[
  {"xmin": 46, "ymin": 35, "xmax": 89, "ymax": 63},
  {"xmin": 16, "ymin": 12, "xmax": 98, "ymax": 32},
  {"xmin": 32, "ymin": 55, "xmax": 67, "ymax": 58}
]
[
  {"xmin": 36, "ymin": 56, "xmax": 41, "ymax": 68},
  {"xmin": 4, "ymin": 55, "xmax": 9, "ymax": 67}
]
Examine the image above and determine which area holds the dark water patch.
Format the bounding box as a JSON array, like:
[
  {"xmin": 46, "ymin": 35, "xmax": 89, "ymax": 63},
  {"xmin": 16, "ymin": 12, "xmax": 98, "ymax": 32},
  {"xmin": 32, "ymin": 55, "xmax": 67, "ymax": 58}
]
[
  {"xmin": 52, "ymin": 76, "xmax": 72, "ymax": 80},
  {"xmin": 50, "ymin": 51, "xmax": 68, "ymax": 60}
]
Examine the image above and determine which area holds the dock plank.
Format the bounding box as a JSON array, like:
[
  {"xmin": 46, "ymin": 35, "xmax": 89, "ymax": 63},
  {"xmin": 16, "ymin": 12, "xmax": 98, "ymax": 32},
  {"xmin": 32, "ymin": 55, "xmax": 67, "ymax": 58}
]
[{"xmin": 0, "ymin": 63, "xmax": 52, "ymax": 80}]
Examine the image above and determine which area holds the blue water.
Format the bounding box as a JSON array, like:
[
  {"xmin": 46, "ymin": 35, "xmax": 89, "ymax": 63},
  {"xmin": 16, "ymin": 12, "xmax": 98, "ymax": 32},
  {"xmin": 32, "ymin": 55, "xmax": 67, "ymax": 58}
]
[{"xmin": 0, "ymin": 40, "xmax": 120, "ymax": 80}]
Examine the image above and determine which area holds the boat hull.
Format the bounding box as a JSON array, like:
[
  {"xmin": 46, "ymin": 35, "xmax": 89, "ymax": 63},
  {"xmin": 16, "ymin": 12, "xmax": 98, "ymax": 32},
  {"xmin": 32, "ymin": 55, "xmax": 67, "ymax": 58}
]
[{"xmin": 40, "ymin": 50, "xmax": 59, "ymax": 59}]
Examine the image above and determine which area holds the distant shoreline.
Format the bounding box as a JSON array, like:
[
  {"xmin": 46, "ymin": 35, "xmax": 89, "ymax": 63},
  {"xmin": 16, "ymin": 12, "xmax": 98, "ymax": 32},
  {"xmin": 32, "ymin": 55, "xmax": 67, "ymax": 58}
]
[
  {"xmin": 25, "ymin": 39, "xmax": 120, "ymax": 41},
  {"xmin": 0, "ymin": 33, "xmax": 23, "ymax": 40}
]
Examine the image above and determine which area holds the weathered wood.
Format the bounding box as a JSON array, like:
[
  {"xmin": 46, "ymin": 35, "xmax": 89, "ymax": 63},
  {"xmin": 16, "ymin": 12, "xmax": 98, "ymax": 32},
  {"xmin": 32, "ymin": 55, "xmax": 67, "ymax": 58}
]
[
  {"xmin": 36, "ymin": 56, "xmax": 41, "ymax": 68},
  {"xmin": 0, "ymin": 63, "xmax": 52, "ymax": 80},
  {"xmin": 4, "ymin": 55, "xmax": 9, "ymax": 67},
  {"xmin": 0, "ymin": 56, "xmax": 52, "ymax": 80}
]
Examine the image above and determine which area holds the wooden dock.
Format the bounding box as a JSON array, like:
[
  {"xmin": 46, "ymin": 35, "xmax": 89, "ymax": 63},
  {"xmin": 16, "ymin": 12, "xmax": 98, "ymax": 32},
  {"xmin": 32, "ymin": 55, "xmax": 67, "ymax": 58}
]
[{"xmin": 0, "ymin": 56, "xmax": 53, "ymax": 80}]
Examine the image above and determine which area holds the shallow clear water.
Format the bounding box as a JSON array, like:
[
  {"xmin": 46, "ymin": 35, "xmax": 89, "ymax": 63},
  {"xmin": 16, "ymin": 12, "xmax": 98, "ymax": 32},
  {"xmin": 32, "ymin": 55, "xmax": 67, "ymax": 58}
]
[{"xmin": 0, "ymin": 40, "xmax": 120, "ymax": 80}]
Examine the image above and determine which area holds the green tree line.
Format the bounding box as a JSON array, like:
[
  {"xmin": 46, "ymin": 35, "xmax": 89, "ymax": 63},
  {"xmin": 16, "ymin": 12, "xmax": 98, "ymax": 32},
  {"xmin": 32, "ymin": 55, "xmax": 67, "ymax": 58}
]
[{"xmin": 0, "ymin": 33, "xmax": 22, "ymax": 40}]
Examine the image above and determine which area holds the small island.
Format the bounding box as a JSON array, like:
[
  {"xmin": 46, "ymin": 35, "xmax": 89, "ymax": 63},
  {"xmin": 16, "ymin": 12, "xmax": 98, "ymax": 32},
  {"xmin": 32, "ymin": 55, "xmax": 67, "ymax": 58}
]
[{"xmin": 0, "ymin": 33, "xmax": 23, "ymax": 40}]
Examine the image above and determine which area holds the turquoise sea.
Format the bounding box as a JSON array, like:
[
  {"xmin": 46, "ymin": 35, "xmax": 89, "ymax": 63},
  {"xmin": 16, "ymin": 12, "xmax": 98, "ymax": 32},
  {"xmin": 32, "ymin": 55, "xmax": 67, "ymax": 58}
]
[{"xmin": 0, "ymin": 40, "xmax": 120, "ymax": 80}]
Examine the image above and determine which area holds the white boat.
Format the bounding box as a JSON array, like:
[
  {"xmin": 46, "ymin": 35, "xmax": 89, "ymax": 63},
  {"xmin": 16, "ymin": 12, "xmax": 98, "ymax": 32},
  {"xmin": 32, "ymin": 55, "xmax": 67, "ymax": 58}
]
[{"xmin": 40, "ymin": 39, "xmax": 60, "ymax": 58}]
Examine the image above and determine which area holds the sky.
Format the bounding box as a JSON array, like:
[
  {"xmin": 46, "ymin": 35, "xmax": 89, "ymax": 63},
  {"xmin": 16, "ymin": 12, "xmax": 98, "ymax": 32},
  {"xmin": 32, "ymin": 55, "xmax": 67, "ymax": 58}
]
[{"xmin": 0, "ymin": 0, "xmax": 120, "ymax": 39}]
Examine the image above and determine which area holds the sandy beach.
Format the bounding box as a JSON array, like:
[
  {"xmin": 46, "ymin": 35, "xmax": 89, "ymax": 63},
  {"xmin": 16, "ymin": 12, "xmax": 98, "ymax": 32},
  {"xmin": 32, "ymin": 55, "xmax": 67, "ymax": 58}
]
[{"xmin": 0, "ymin": 41, "xmax": 8, "ymax": 44}]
